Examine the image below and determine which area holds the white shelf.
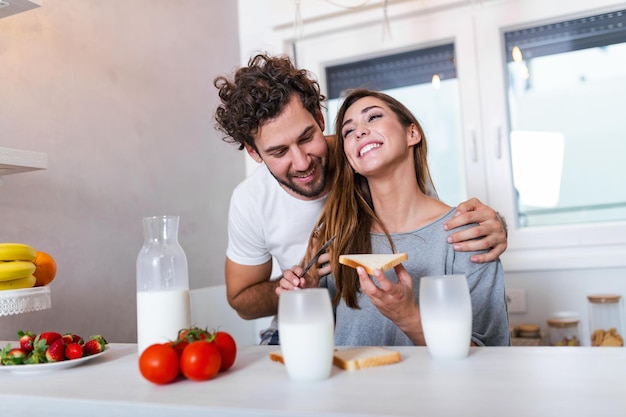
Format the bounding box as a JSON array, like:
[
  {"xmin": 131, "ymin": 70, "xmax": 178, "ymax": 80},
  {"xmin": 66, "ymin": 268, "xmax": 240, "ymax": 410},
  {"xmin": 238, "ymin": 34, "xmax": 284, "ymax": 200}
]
[
  {"xmin": 0, "ymin": 147, "xmax": 47, "ymax": 176},
  {"xmin": 0, "ymin": 0, "xmax": 41, "ymax": 20}
]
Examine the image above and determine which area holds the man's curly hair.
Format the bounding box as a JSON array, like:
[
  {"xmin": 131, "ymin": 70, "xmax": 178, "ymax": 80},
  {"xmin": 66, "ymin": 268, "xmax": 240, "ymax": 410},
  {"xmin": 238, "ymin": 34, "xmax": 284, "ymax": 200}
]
[{"xmin": 214, "ymin": 53, "xmax": 326, "ymax": 151}]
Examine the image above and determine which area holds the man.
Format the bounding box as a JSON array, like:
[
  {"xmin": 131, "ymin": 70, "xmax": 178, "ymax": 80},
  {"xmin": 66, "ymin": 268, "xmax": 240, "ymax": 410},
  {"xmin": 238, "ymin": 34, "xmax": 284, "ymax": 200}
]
[{"xmin": 214, "ymin": 53, "xmax": 508, "ymax": 344}]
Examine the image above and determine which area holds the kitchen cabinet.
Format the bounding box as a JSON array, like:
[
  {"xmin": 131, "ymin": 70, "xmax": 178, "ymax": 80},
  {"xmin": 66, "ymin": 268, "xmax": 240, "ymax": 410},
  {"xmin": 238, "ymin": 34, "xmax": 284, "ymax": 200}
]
[{"xmin": 0, "ymin": 146, "xmax": 49, "ymax": 316}]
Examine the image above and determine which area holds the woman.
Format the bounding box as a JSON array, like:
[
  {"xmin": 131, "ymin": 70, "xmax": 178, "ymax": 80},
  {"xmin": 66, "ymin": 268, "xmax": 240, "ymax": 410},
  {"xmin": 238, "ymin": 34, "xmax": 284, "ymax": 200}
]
[{"xmin": 278, "ymin": 89, "xmax": 510, "ymax": 347}]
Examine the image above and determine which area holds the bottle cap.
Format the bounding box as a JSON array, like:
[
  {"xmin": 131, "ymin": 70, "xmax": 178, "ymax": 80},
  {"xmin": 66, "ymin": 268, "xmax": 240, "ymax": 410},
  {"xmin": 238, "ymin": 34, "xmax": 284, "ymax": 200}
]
[
  {"xmin": 517, "ymin": 323, "xmax": 540, "ymax": 338},
  {"xmin": 547, "ymin": 318, "xmax": 579, "ymax": 328},
  {"xmin": 587, "ymin": 294, "xmax": 621, "ymax": 304}
]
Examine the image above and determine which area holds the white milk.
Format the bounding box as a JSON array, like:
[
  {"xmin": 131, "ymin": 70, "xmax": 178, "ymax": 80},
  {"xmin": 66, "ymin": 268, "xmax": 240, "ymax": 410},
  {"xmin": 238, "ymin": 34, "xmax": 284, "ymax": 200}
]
[
  {"xmin": 136, "ymin": 289, "xmax": 191, "ymax": 354},
  {"xmin": 422, "ymin": 317, "xmax": 472, "ymax": 359},
  {"xmin": 279, "ymin": 320, "xmax": 334, "ymax": 381}
]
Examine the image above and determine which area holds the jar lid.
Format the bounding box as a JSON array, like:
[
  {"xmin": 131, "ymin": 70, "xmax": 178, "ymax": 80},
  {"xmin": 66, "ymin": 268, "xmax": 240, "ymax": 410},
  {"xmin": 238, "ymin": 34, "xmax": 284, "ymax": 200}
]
[
  {"xmin": 518, "ymin": 323, "xmax": 540, "ymax": 332},
  {"xmin": 587, "ymin": 294, "xmax": 621, "ymax": 304},
  {"xmin": 547, "ymin": 318, "xmax": 579, "ymax": 328}
]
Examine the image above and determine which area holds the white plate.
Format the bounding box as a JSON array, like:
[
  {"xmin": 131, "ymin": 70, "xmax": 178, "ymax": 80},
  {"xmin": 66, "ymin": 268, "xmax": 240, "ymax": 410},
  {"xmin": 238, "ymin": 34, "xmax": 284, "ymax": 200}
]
[{"xmin": 0, "ymin": 346, "xmax": 109, "ymax": 375}]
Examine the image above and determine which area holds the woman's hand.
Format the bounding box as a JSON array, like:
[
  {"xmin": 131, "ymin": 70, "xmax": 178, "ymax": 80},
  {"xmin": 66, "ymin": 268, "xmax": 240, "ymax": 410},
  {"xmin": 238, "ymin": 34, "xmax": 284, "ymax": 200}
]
[
  {"xmin": 357, "ymin": 264, "xmax": 425, "ymax": 345},
  {"xmin": 444, "ymin": 197, "xmax": 508, "ymax": 263},
  {"xmin": 315, "ymin": 252, "xmax": 332, "ymax": 277},
  {"xmin": 275, "ymin": 267, "xmax": 319, "ymax": 296}
]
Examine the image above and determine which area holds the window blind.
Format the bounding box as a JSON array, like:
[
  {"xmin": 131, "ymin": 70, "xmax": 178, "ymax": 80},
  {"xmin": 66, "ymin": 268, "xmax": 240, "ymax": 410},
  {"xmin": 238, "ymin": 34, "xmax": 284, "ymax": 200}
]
[
  {"xmin": 325, "ymin": 43, "xmax": 456, "ymax": 100},
  {"xmin": 504, "ymin": 9, "xmax": 626, "ymax": 62}
]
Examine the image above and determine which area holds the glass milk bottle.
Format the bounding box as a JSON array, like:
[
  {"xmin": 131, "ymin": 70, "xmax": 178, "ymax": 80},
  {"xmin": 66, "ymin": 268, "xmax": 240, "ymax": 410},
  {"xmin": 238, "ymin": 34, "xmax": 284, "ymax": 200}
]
[{"xmin": 136, "ymin": 215, "xmax": 191, "ymax": 354}]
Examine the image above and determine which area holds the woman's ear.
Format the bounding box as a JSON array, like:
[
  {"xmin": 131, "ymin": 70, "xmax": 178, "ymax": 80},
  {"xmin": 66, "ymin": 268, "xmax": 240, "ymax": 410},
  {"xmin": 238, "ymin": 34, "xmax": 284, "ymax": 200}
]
[
  {"xmin": 244, "ymin": 144, "xmax": 263, "ymax": 163},
  {"xmin": 408, "ymin": 124, "xmax": 422, "ymax": 145}
]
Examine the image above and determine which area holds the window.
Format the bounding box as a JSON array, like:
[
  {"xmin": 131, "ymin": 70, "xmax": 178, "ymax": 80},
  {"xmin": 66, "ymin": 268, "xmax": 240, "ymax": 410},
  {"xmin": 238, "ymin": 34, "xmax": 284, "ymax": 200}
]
[
  {"xmin": 325, "ymin": 44, "xmax": 467, "ymax": 205},
  {"xmin": 292, "ymin": 0, "xmax": 626, "ymax": 270},
  {"xmin": 504, "ymin": 10, "xmax": 626, "ymax": 228}
]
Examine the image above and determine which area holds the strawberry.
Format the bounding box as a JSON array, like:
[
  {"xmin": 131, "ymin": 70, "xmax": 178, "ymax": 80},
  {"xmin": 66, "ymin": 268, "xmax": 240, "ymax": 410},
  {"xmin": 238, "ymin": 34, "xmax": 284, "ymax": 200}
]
[
  {"xmin": 23, "ymin": 344, "xmax": 46, "ymax": 364},
  {"xmin": 65, "ymin": 342, "xmax": 83, "ymax": 360},
  {"xmin": 83, "ymin": 335, "xmax": 107, "ymax": 356},
  {"xmin": 17, "ymin": 330, "xmax": 35, "ymax": 352},
  {"xmin": 62, "ymin": 333, "xmax": 84, "ymax": 345},
  {"xmin": 36, "ymin": 331, "xmax": 63, "ymax": 346},
  {"xmin": 1, "ymin": 345, "xmax": 27, "ymax": 365},
  {"xmin": 45, "ymin": 338, "xmax": 66, "ymax": 362}
]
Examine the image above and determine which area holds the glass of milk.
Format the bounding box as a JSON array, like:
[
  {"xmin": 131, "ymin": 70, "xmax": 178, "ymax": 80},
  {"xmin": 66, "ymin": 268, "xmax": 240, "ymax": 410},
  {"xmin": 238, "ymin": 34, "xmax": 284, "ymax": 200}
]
[
  {"xmin": 278, "ymin": 288, "xmax": 334, "ymax": 381},
  {"xmin": 419, "ymin": 274, "xmax": 472, "ymax": 359}
]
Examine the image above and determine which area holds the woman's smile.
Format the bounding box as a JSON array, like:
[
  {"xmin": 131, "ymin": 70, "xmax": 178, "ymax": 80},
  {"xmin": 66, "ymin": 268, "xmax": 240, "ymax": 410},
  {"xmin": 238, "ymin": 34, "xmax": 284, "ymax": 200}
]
[{"xmin": 359, "ymin": 142, "xmax": 382, "ymax": 157}]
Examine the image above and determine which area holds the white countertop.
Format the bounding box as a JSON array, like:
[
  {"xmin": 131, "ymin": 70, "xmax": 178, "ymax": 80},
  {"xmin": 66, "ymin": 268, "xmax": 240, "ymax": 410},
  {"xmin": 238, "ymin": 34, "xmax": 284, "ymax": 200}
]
[{"xmin": 1, "ymin": 343, "xmax": 625, "ymax": 417}]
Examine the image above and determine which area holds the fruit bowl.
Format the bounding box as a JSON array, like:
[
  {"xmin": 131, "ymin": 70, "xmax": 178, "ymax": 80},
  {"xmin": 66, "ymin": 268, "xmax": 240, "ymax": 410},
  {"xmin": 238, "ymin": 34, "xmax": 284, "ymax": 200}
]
[{"xmin": 0, "ymin": 287, "xmax": 51, "ymax": 317}]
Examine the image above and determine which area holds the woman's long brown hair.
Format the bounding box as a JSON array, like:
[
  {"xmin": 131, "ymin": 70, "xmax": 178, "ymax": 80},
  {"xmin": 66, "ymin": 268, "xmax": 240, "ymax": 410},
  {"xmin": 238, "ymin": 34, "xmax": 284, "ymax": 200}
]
[{"xmin": 303, "ymin": 89, "xmax": 436, "ymax": 308}]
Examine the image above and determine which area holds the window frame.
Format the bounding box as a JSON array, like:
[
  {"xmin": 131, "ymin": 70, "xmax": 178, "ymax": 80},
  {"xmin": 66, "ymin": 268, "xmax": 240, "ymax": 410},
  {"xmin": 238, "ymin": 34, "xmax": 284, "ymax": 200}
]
[{"xmin": 474, "ymin": 0, "xmax": 626, "ymax": 271}]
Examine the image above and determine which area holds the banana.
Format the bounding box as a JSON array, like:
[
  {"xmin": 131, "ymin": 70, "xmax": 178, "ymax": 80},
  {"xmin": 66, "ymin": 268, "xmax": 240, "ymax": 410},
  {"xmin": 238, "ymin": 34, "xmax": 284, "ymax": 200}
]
[
  {"xmin": 0, "ymin": 261, "xmax": 37, "ymax": 282},
  {"xmin": 0, "ymin": 275, "xmax": 36, "ymax": 291},
  {"xmin": 0, "ymin": 243, "xmax": 37, "ymax": 262}
]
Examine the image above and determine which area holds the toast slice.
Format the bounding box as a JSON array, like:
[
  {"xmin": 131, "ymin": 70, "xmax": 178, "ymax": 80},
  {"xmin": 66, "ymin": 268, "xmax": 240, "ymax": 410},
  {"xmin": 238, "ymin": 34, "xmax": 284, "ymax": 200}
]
[
  {"xmin": 269, "ymin": 350, "xmax": 284, "ymax": 364},
  {"xmin": 333, "ymin": 347, "xmax": 401, "ymax": 371},
  {"xmin": 269, "ymin": 347, "xmax": 401, "ymax": 371},
  {"xmin": 339, "ymin": 253, "xmax": 408, "ymax": 275}
]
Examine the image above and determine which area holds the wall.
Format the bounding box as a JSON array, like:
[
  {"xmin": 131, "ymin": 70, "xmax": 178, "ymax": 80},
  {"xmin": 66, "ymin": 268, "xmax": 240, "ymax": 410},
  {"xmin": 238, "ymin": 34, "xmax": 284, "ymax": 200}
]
[
  {"xmin": 0, "ymin": 0, "xmax": 244, "ymax": 342},
  {"xmin": 236, "ymin": 0, "xmax": 626, "ymax": 345}
]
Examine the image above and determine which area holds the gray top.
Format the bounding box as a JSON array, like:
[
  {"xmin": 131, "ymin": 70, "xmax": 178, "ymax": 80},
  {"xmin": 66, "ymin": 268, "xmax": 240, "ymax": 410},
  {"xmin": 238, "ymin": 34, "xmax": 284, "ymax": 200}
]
[{"xmin": 323, "ymin": 208, "xmax": 510, "ymax": 347}]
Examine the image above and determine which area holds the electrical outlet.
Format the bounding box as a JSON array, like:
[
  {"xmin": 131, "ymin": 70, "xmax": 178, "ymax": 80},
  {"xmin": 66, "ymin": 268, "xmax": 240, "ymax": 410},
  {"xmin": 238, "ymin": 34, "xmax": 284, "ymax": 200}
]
[{"xmin": 506, "ymin": 288, "xmax": 527, "ymax": 313}]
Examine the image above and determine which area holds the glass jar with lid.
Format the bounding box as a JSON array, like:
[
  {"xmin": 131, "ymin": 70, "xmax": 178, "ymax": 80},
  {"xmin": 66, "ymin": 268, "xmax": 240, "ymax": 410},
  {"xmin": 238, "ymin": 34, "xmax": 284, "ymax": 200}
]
[
  {"xmin": 587, "ymin": 294, "xmax": 625, "ymax": 347},
  {"xmin": 547, "ymin": 318, "xmax": 580, "ymax": 346}
]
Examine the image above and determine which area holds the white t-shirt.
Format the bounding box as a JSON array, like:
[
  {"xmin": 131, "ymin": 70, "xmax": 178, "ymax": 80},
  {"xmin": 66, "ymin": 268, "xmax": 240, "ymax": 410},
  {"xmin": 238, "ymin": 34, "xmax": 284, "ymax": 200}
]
[{"xmin": 226, "ymin": 163, "xmax": 328, "ymax": 275}]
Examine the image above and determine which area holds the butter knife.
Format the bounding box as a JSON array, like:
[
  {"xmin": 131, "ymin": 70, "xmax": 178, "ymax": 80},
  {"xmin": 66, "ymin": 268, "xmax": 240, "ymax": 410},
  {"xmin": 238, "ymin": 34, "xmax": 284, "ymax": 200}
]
[{"xmin": 299, "ymin": 235, "xmax": 336, "ymax": 277}]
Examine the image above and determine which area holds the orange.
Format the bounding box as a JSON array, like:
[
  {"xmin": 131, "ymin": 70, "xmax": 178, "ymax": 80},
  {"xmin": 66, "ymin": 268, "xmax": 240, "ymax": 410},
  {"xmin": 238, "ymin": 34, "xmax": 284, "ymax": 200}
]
[{"xmin": 33, "ymin": 251, "xmax": 57, "ymax": 287}]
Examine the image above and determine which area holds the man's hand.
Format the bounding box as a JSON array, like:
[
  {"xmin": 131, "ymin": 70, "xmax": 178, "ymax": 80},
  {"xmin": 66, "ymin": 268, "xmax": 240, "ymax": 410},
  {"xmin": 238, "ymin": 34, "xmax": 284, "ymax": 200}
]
[{"xmin": 444, "ymin": 198, "xmax": 508, "ymax": 263}]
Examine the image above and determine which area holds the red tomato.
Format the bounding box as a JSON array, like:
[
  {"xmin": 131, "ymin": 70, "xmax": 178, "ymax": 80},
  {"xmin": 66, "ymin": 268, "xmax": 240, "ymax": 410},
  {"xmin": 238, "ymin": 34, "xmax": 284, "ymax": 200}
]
[
  {"xmin": 170, "ymin": 339, "xmax": 189, "ymax": 357},
  {"xmin": 177, "ymin": 327, "xmax": 210, "ymax": 342},
  {"xmin": 138, "ymin": 343, "xmax": 179, "ymax": 385},
  {"xmin": 180, "ymin": 340, "xmax": 221, "ymax": 381},
  {"xmin": 177, "ymin": 329, "xmax": 191, "ymax": 340},
  {"xmin": 213, "ymin": 331, "xmax": 237, "ymax": 372}
]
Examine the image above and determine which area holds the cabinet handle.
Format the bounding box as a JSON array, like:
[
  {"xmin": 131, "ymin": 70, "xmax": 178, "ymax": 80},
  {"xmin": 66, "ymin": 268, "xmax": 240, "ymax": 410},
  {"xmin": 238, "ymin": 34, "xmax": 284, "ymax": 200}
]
[
  {"xmin": 495, "ymin": 125, "xmax": 502, "ymax": 159},
  {"xmin": 469, "ymin": 129, "xmax": 478, "ymax": 162}
]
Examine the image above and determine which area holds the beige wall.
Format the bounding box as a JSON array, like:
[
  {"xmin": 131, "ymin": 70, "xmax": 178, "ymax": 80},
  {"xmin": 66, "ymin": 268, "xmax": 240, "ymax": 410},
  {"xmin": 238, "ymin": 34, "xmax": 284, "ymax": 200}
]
[{"xmin": 0, "ymin": 0, "xmax": 243, "ymax": 342}]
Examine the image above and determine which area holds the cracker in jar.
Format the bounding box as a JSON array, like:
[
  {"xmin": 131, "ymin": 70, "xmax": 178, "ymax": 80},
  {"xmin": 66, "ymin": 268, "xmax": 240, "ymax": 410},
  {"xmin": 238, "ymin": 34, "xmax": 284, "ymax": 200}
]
[
  {"xmin": 592, "ymin": 329, "xmax": 605, "ymax": 347},
  {"xmin": 601, "ymin": 328, "xmax": 624, "ymax": 347},
  {"xmin": 592, "ymin": 328, "xmax": 625, "ymax": 347}
]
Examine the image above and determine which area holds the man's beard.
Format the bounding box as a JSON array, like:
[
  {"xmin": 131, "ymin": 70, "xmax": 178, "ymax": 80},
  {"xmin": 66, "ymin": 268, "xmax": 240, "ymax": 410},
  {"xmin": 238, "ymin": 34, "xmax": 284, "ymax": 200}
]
[{"xmin": 272, "ymin": 157, "xmax": 328, "ymax": 199}]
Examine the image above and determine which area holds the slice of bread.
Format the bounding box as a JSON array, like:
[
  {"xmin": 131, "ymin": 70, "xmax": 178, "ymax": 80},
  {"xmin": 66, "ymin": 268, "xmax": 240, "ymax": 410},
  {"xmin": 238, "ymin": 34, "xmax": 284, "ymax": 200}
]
[
  {"xmin": 269, "ymin": 347, "xmax": 401, "ymax": 371},
  {"xmin": 269, "ymin": 350, "xmax": 284, "ymax": 364},
  {"xmin": 333, "ymin": 347, "xmax": 401, "ymax": 371},
  {"xmin": 339, "ymin": 253, "xmax": 408, "ymax": 275}
]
